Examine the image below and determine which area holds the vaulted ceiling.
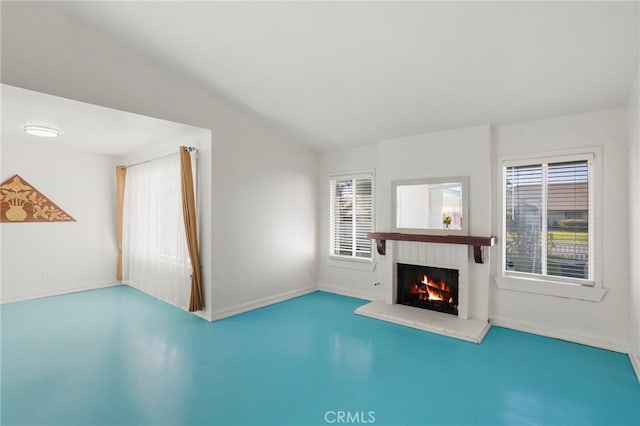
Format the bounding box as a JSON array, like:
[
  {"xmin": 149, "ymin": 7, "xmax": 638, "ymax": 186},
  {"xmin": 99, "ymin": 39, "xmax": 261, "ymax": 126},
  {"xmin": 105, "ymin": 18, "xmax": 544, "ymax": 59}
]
[{"xmin": 36, "ymin": 2, "xmax": 640, "ymax": 150}]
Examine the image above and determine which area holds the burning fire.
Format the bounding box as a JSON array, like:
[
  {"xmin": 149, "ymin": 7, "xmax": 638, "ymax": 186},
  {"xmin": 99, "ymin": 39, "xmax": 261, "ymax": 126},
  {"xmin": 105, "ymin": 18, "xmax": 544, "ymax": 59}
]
[{"xmin": 410, "ymin": 274, "xmax": 454, "ymax": 304}]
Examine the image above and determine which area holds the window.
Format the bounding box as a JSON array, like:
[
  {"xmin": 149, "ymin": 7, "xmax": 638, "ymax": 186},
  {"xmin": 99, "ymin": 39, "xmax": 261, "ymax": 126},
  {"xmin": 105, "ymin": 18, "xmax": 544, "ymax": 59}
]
[
  {"xmin": 502, "ymin": 154, "xmax": 594, "ymax": 285},
  {"xmin": 330, "ymin": 173, "xmax": 373, "ymax": 260},
  {"xmin": 123, "ymin": 154, "xmax": 192, "ymax": 309}
]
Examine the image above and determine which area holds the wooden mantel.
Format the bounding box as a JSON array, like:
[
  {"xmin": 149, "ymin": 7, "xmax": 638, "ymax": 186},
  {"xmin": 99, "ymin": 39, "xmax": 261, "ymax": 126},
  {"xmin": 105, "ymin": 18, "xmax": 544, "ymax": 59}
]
[{"xmin": 367, "ymin": 232, "xmax": 496, "ymax": 264}]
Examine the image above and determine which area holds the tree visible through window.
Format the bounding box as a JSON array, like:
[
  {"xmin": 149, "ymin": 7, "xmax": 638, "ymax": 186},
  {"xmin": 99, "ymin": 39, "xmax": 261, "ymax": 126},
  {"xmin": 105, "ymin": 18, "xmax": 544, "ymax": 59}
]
[
  {"xmin": 504, "ymin": 159, "xmax": 592, "ymax": 282},
  {"xmin": 330, "ymin": 173, "xmax": 373, "ymax": 259}
]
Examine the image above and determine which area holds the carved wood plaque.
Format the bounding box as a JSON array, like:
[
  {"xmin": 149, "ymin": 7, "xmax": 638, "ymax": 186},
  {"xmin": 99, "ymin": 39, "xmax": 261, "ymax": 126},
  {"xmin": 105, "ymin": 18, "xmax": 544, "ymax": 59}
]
[{"xmin": 0, "ymin": 175, "xmax": 76, "ymax": 222}]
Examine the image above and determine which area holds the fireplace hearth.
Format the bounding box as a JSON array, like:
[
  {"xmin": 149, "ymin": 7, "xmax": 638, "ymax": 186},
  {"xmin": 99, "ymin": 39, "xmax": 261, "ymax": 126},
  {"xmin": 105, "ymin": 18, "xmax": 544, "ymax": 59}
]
[
  {"xmin": 355, "ymin": 241, "xmax": 491, "ymax": 343},
  {"xmin": 397, "ymin": 263, "xmax": 459, "ymax": 316}
]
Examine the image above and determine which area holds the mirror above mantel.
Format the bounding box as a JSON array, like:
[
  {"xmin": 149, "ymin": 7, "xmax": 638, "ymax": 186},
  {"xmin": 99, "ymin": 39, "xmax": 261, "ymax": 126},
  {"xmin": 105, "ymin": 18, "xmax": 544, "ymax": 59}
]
[{"xmin": 392, "ymin": 176, "xmax": 469, "ymax": 235}]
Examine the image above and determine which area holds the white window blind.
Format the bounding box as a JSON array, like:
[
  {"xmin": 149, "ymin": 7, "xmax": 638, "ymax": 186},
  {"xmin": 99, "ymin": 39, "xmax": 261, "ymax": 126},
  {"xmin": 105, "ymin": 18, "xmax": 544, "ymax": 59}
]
[
  {"xmin": 504, "ymin": 158, "xmax": 593, "ymax": 283},
  {"xmin": 330, "ymin": 173, "xmax": 373, "ymax": 259}
]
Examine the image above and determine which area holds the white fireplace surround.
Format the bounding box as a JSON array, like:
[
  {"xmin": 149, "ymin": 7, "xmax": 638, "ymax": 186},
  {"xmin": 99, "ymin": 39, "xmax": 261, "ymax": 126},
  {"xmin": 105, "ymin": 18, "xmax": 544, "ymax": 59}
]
[{"xmin": 355, "ymin": 240, "xmax": 491, "ymax": 343}]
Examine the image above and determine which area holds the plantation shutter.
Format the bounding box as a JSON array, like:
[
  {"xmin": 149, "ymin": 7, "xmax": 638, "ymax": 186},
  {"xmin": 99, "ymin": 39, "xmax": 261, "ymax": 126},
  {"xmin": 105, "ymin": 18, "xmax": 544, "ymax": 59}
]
[
  {"xmin": 546, "ymin": 160, "xmax": 592, "ymax": 280},
  {"xmin": 505, "ymin": 165, "xmax": 543, "ymax": 274},
  {"xmin": 504, "ymin": 156, "xmax": 593, "ymax": 283},
  {"xmin": 354, "ymin": 178, "xmax": 373, "ymax": 257},
  {"xmin": 330, "ymin": 173, "xmax": 373, "ymax": 259}
]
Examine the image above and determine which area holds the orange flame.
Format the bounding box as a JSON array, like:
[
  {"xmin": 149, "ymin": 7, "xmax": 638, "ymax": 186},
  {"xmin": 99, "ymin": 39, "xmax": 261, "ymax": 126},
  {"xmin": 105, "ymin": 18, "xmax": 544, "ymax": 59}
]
[{"xmin": 420, "ymin": 274, "xmax": 451, "ymax": 302}]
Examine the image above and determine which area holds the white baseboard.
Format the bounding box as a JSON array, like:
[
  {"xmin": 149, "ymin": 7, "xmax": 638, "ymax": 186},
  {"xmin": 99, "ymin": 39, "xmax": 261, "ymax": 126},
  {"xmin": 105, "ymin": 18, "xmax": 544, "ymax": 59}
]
[
  {"xmin": 317, "ymin": 282, "xmax": 375, "ymax": 301},
  {"xmin": 0, "ymin": 281, "xmax": 122, "ymax": 304},
  {"xmin": 122, "ymin": 284, "xmax": 215, "ymax": 322},
  {"xmin": 629, "ymin": 353, "xmax": 640, "ymax": 383},
  {"xmin": 491, "ymin": 315, "xmax": 629, "ymax": 353},
  {"xmin": 191, "ymin": 309, "xmax": 214, "ymax": 322},
  {"xmin": 210, "ymin": 285, "xmax": 317, "ymax": 321}
]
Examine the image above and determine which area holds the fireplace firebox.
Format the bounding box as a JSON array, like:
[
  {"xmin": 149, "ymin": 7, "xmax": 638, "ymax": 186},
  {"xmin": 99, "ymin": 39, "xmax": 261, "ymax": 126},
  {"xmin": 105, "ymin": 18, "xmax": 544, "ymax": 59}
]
[{"xmin": 397, "ymin": 263, "xmax": 459, "ymax": 316}]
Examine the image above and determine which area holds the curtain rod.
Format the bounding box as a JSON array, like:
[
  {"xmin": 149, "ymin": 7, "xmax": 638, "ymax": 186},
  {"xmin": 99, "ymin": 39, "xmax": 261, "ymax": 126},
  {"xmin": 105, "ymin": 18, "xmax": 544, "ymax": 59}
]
[{"xmin": 125, "ymin": 146, "xmax": 196, "ymax": 169}]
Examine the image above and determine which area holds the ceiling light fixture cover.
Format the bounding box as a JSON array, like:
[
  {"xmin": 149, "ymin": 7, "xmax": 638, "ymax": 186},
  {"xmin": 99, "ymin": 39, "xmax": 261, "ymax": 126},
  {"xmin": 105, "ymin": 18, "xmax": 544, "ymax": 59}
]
[{"xmin": 24, "ymin": 125, "xmax": 60, "ymax": 138}]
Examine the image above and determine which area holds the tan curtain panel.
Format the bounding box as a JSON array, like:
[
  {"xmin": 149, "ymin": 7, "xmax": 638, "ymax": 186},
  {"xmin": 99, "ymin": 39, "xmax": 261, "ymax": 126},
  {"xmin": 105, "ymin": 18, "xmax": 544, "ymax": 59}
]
[
  {"xmin": 180, "ymin": 147, "xmax": 204, "ymax": 312},
  {"xmin": 115, "ymin": 166, "xmax": 127, "ymax": 281}
]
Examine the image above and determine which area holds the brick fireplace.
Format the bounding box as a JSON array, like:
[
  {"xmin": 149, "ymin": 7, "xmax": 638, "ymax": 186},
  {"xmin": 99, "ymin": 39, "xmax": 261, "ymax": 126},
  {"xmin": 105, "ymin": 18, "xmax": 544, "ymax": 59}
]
[{"xmin": 354, "ymin": 240, "xmax": 490, "ymax": 343}]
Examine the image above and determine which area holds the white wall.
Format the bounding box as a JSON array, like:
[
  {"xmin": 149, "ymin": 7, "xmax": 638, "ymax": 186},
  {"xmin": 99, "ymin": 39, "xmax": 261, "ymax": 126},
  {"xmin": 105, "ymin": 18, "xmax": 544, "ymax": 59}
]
[
  {"xmin": 1, "ymin": 2, "xmax": 318, "ymax": 319},
  {"xmin": 492, "ymin": 109, "xmax": 630, "ymax": 352},
  {"xmin": 318, "ymin": 144, "xmax": 378, "ymax": 300},
  {"xmin": 628, "ymin": 67, "xmax": 640, "ymax": 376},
  {"xmin": 317, "ymin": 125, "xmax": 493, "ymax": 321},
  {"xmin": 319, "ymin": 111, "xmax": 631, "ymax": 352},
  {"xmin": 377, "ymin": 125, "xmax": 493, "ymax": 321},
  {"xmin": 0, "ymin": 139, "xmax": 119, "ymax": 302},
  {"xmin": 397, "ymin": 185, "xmax": 430, "ymax": 229}
]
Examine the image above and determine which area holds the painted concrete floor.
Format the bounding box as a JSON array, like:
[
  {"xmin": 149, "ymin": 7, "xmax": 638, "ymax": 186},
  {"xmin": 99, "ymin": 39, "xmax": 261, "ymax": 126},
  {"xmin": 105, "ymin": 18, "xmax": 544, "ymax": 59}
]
[{"xmin": 1, "ymin": 287, "xmax": 639, "ymax": 426}]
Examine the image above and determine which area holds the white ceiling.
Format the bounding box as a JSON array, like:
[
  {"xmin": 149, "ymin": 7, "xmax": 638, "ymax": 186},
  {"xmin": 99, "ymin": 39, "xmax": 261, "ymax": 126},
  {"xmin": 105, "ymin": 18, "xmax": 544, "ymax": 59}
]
[
  {"xmin": 1, "ymin": 84, "xmax": 206, "ymax": 156},
  {"xmin": 54, "ymin": 1, "xmax": 639, "ymax": 151}
]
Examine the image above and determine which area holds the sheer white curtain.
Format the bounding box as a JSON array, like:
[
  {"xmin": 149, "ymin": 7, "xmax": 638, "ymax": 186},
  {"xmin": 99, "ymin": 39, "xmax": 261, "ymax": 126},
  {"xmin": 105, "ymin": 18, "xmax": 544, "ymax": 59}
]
[{"xmin": 122, "ymin": 154, "xmax": 191, "ymax": 310}]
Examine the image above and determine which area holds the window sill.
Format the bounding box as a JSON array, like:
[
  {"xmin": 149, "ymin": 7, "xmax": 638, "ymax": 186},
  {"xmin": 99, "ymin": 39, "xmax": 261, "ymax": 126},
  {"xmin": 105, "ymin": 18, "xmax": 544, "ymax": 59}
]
[
  {"xmin": 493, "ymin": 275, "xmax": 606, "ymax": 302},
  {"xmin": 328, "ymin": 256, "xmax": 377, "ymax": 272}
]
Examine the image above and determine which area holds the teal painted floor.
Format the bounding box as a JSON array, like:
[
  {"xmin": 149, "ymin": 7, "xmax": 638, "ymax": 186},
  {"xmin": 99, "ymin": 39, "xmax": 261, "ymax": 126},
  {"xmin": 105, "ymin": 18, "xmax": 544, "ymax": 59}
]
[{"xmin": 1, "ymin": 287, "xmax": 639, "ymax": 426}]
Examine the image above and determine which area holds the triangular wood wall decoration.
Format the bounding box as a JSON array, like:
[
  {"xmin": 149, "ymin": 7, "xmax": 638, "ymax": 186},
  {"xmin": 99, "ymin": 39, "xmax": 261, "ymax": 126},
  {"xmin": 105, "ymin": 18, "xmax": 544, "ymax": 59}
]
[{"xmin": 0, "ymin": 175, "xmax": 76, "ymax": 222}]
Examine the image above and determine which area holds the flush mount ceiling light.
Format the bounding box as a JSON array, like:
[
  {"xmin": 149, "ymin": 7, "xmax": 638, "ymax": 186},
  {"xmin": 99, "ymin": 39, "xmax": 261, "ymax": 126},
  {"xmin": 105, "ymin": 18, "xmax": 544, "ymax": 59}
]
[{"xmin": 24, "ymin": 125, "xmax": 60, "ymax": 138}]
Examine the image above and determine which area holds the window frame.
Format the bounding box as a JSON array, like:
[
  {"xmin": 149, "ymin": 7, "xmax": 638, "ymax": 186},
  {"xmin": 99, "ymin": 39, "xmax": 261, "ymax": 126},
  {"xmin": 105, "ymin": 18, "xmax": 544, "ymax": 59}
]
[
  {"xmin": 329, "ymin": 170, "xmax": 375, "ymax": 263},
  {"xmin": 496, "ymin": 147, "xmax": 605, "ymax": 300}
]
